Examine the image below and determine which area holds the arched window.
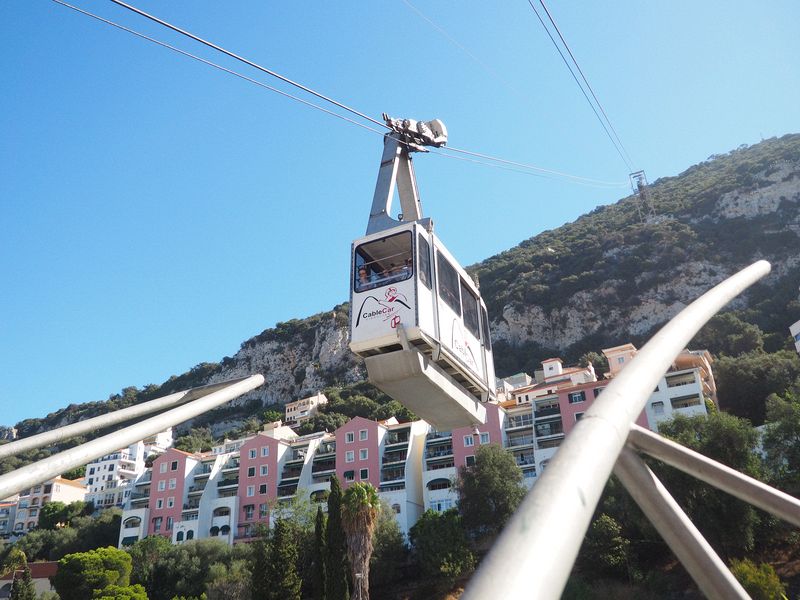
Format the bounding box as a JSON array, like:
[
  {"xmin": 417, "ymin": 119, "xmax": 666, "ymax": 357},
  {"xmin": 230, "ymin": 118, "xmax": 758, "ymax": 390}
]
[
  {"xmin": 213, "ymin": 507, "xmax": 230, "ymax": 517},
  {"xmin": 209, "ymin": 526, "xmax": 220, "ymax": 536},
  {"xmin": 123, "ymin": 517, "xmax": 141, "ymax": 529},
  {"xmin": 391, "ymin": 503, "xmax": 401, "ymax": 514},
  {"xmin": 186, "ymin": 530, "xmax": 194, "ymax": 540},
  {"xmin": 176, "ymin": 531, "xmax": 184, "ymax": 542},
  {"xmin": 220, "ymin": 525, "xmax": 230, "ymax": 535},
  {"xmin": 426, "ymin": 478, "xmax": 451, "ymax": 491}
]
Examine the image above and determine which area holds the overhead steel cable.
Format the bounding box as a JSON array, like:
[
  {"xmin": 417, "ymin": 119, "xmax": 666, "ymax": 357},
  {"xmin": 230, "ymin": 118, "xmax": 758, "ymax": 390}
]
[
  {"xmin": 537, "ymin": 0, "xmax": 635, "ymax": 169},
  {"xmin": 107, "ymin": 0, "xmax": 388, "ymax": 130},
  {"xmin": 51, "ymin": 0, "xmax": 629, "ymax": 189},
  {"xmin": 51, "ymin": 0, "xmax": 388, "ymax": 136},
  {"xmin": 526, "ymin": 0, "xmax": 634, "ymax": 172}
]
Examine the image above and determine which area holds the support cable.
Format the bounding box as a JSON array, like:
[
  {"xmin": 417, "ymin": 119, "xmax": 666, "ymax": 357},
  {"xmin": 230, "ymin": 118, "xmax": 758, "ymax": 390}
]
[
  {"xmin": 526, "ymin": 0, "xmax": 634, "ymax": 172},
  {"xmin": 537, "ymin": 0, "xmax": 635, "ymax": 169}
]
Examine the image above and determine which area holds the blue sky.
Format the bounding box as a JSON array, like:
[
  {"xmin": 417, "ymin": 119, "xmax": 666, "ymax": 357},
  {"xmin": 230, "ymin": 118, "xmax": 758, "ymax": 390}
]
[{"xmin": 1, "ymin": 1, "xmax": 798, "ymax": 426}]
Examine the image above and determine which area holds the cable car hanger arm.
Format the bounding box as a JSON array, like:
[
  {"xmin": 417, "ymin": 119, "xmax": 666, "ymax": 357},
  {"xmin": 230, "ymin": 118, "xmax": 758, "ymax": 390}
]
[{"xmin": 366, "ymin": 114, "xmax": 447, "ymax": 235}]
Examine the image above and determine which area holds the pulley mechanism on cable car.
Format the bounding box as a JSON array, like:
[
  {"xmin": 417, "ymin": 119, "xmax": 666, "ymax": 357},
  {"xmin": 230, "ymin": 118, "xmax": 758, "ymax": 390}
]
[{"xmin": 349, "ymin": 114, "xmax": 496, "ymax": 430}]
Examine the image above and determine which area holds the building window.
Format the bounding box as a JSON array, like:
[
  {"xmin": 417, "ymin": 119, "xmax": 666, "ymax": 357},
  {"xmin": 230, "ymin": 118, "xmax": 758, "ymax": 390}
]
[
  {"xmin": 569, "ymin": 391, "xmax": 586, "ymax": 404},
  {"xmin": 170, "ymin": 460, "xmax": 178, "ymax": 471},
  {"xmin": 157, "ymin": 481, "xmax": 166, "ymax": 492},
  {"xmin": 465, "ymin": 455, "xmax": 476, "ymax": 467},
  {"xmin": 479, "ymin": 432, "xmax": 490, "ymax": 445},
  {"xmin": 168, "ymin": 478, "xmax": 176, "ymax": 489},
  {"xmin": 260, "ymin": 465, "xmax": 269, "ymax": 476},
  {"xmin": 249, "ymin": 449, "xmax": 257, "ymax": 459},
  {"xmin": 392, "ymin": 503, "xmax": 401, "ymax": 514},
  {"xmin": 29, "ymin": 508, "xmax": 38, "ymax": 517},
  {"xmin": 345, "ymin": 432, "xmax": 355, "ymax": 443},
  {"xmin": 360, "ymin": 468, "xmax": 369, "ymax": 480},
  {"xmin": 166, "ymin": 517, "xmax": 173, "ymax": 530},
  {"xmin": 88, "ymin": 478, "xmax": 94, "ymax": 485},
  {"xmin": 259, "ymin": 503, "xmax": 268, "ymax": 518},
  {"xmin": 259, "ymin": 484, "xmax": 267, "ymax": 494},
  {"xmin": 176, "ymin": 531, "xmax": 184, "ymax": 542},
  {"xmin": 359, "ymin": 449, "xmax": 368, "ymax": 460},
  {"xmin": 247, "ymin": 486, "xmax": 255, "ymax": 497},
  {"xmin": 575, "ymin": 412, "xmax": 585, "ymax": 421},
  {"xmin": 652, "ymin": 401, "xmax": 665, "ymax": 415},
  {"xmin": 463, "ymin": 435, "xmax": 474, "ymax": 447},
  {"xmin": 359, "ymin": 429, "xmax": 368, "ymax": 441},
  {"xmin": 345, "ymin": 451, "xmax": 355, "ymax": 463},
  {"xmin": 617, "ymin": 356, "xmax": 625, "ymax": 364},
  {"xmin": 248, "ymin": 467, "xmax": 256, "ymax": 477},
  {"xmin": 244, "ymin": 505, "xmax": 254, "ymax": 520},
  {"xmin": 344, "ymin": 470, "xmax": 355, "ymax": 482},
  {"xmin": 89, "ymin": 467, "xmax": 95, "ymax": 475},
  {"xmin": 159, "ymin": 463, "xmax": 167, "ymax": 474},
  {"xmin": 156, "ymin": 499, "xmax": 163, "ymax": 509},
  {"xmin": 152, "ymin": 517, "xmax": 162, "ymax": 532},
  {"xmin": 593, "ymin": 387, "xmax": 605, "ymax": 398},
  {"xmin": 167, "ymin": 497, "xmax": 175, "ymax": 508},
  {"xmin": 261, "ymin": 446, "xmax": 269, "ymax": 457}
]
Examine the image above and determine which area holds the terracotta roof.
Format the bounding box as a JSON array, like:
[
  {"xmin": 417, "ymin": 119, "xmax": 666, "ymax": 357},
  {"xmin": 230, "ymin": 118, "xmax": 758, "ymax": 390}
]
[{"xmin": 0, "ymin": 561, "xmax": 58, "ymax": 581}]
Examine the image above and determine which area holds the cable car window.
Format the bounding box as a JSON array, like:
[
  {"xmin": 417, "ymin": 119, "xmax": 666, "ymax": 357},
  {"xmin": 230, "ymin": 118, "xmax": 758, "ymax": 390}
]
[
  {"xmin": 418, "ymin": 234, "xmax": 432, "ymax": 289},
  {"xmin": 460, "ymin": 279, "xmax": 480, "ymax": 338},
  {"xmin": 354, "ymin": 231, "xmax": 413, "ymax": 292},
  {"xmin": 436, "ymin": 252, "xmax": 461, "ymax": 315},
  {"xmin": 481, "ymin": 306, "xmax": 492, "ymax": 350}
]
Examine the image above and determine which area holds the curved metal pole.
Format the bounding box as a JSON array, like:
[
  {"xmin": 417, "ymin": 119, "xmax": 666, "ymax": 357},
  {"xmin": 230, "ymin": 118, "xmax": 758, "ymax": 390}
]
[
  {"xmin": 0, "ymin": 374, "xmax": 264, "ymax": 500},
  {"xmin": 0, "ymin": 379, "xmax": 248, "ymax": 460},
  {"xmin": 462, "ymin": 260, "xmax": 771, "ymax": 600},
  {"xmin": 613, "ymin": 448, "xmax": 749, "ymax": 600}
]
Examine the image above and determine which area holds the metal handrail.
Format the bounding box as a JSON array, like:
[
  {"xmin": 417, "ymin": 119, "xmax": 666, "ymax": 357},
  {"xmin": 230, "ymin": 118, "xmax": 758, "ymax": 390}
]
[
  {"xmin": 0, "ymin": 375, "xmax": 264, "ymax": 500},
  {"xmin": 463, "ymin": 261, "xmax": 776, "ymax": 600}
]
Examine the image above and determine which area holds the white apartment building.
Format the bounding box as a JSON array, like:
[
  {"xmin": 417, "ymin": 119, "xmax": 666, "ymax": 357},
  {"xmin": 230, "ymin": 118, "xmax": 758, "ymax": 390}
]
[
  {"xmin": 86, "ymin": 428, "xmax": 173, "ymax": 509},
  {"xmin": 14, "ymin": 477, "xmax": 86, "ymax": 533},
  {"xmin": 284, "ymin": 392, "xmax": 328, "ymax": 425}
]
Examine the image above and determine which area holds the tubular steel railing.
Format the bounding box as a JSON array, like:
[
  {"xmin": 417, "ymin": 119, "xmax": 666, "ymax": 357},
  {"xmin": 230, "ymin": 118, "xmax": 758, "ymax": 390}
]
[
  {"xmin": 463, "ymin": 260, "xmax": 800, "ymax": 600},
  {"xmin": 0, "ymin": 374, "xmax": 264, "ymax": 500}
]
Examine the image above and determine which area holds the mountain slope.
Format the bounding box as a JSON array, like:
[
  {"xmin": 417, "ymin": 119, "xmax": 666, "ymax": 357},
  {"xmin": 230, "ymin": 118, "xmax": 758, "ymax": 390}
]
[{"xmin": 4, "ymin": 134, "xmax": 800, "ymax": 443}]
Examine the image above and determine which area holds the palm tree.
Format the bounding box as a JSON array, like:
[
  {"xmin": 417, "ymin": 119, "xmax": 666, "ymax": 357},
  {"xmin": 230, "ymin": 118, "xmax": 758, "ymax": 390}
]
[{"xmin": 341, "ymin": 482, "xmax": 381, "ymax": 600}]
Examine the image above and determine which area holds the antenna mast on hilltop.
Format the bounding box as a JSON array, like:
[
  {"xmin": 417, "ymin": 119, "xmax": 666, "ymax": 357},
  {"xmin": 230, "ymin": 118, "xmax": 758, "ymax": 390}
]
[{"xmin": 630, "ymin": 170, "xmax": 656, "ymax": 222}]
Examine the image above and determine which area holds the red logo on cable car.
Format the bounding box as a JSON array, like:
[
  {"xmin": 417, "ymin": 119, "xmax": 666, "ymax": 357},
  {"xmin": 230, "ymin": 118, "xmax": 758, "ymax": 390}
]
[{"xmin": 390, "ymin": 315, "xmax": 401, "ymax": 328}]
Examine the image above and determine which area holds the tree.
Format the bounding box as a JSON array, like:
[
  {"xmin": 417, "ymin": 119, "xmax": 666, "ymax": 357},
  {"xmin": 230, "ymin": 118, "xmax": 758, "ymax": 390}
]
[
  {"xmin": 655, "ymin": 413, "xmax": 762, "ymax": 558},
  {"xmin": 762, "ymin": 390, "xmax": 800, "ymax": 495},
  {"xmin": 174, "ymin": 428, "xmax": 214, "ymax": 453},
  {"xmin": 325, "ymin": 476, "xmax": 349, "ymax": 600},
  {"xmin": 1, "ymin": 547, "xmax": 27, "ymax": 577},
  {"xmin": 263, "ymin": 520, "xmax": 301, "ymax": 600},
  {"xmin": 408, "ymin": 509, "xmax": 474, "ymax": 582},
  {"xmin": 341, "ymin": 482, "xmax": 380, "ymax": 600},
  {"xmin": 10, "ymin": 565, "xmax": 36, "ymax": 600},
  {"xmin": 455, "ymin": 444, "xmax": 526, "ymax": 541},
  {"xmin": 127, "ymin": 535, "xmax": 173, "ymax": 593},
  {"xmin": 205, "ymin": 559, "xmax": 251, "ymax": 600},
  {"xmin": 369, "ymin": 501, "xmax": 407, "ymax": 592},
  {"xmin": 52, "ymin": 547, "xmax": 133, "ymax": 600},
  {"xmin": 92, "ymin": 583, "xmax": 149, "ymax": 600},
  {"xmin": 577, "ymin": 514, "xmax": 631, "ymax": 580},
  {"xmin": 692, "ymin": 312, "xmax": 765, "ymax": 357},
  {"xmin": 729, "ymin": 559, "xmax": 786, "ymax": 600},
  {"xmin": 148, "ymin": 539, "xmax": 232, "ymax": 600},
  {"xmin": 38, "ymin": 500, "xmax": 91, "ymax": 530},
  {"xmin": 311, "ymin": 506, "xmax": 326, "ymax": 600}
]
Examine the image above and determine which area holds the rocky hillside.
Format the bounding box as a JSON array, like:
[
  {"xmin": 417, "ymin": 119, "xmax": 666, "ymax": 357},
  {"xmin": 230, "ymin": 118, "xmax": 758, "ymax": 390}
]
[{"xmin": 4, "ymin": 134, "xmax": 800, "ymax": 443}]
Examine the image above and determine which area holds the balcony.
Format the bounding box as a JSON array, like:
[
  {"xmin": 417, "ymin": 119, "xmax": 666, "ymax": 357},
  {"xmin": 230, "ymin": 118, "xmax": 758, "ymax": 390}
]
[
  {"xmin": 277, "ymin": 483, "xmax": 298, "ymax": 498},
  {"xmin": 379, "ymin": 481, "xmax": 405, "ymax": 492},
  {"xmin": 285, "ymin": 449, "xmax": 308, "ymax": 464},
  {"xmin": 666, "ymin": 373, "xmax": 696, "ymax": 388},
  {"xmin": 217, "ymin": 478, "xmax": 239, "ymax": 489},
  {"xmin": 281, "ymin": 465, "xmax": 303, "ymax": 480},
  {"xmin": 505, "ymin": 415, "xmax": 533, "ymax": 430},
  {"xmin": 385, "ymin": 431, "xmax": 411, "ymax": 446},
  {"xmin": 507, "ymin": 435, "xmax": 535, "ymax": 448},
  {"xmin": 312, "ymin": 459, "xmax": 335, "ymax": 475},
  {"xmin": 535, "ymin": 422, "xmax": 564, "ymax": 438},
  {"xmin": 222, "ymin": 459, "xmax": 240, "ymax": 472},
  {"xmin": 426, "ymin": 460, "xmax": 454, "ymax": 471},
  {"xmin": 534, "ymin": 405, "xmax": 560, "ymax": 419},
  {"xmin": 537, "ymin": 436, "xmax": 564, "ymax": 450},
  {"xmin": 135, "ymin": 474, "xmax": 152, "ymax": 486},
  {"xmin": 183, "ymin": 503, "xmax": 200, "ymax": 512},
  {"xmin": 514, "ymin": 454, "xmax": 536, "ymax": 467},
  {"xmin": 425, "ymin": 447, "xmax": 453, "ymax": 460},
  {"xmin": 315, "ymin": 443, "xmax": 336, "ymax": 456},
  {"xmin": 381, "ymin": 467, "xmax": 405, "ymax": 483},
  {"xmin": 382, "ymin": 451, "xmax": 407, "ymax": 465},
  {"xmin": 194, "ymin": 466, "xmax": 214, "ymax": 478},
  {"xmin": 426, "ymin": 430, "xmax": 452, "ymax": 442},
  {"xmin": 187, "ymin": 485, "xmax": 206, "ymax": 495}
]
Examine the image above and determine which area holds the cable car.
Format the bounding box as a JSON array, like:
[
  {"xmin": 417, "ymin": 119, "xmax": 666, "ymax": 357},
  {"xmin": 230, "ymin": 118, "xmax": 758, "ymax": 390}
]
[{"xmin": 349, "ymin": 115, "xmax": 495, "ymax": 430}]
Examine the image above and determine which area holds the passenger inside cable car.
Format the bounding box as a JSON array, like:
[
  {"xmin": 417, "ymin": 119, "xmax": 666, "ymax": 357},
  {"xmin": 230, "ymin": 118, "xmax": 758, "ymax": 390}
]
[{"xmin": 354, "ymin": 231, "xmax": 413, "ymax": 292}]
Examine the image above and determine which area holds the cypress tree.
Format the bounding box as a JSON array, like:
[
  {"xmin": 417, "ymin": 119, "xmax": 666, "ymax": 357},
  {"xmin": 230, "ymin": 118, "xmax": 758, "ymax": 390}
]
[
  {"xmin": 312, "ymin": 505, "xmax": 327, "ymax": 600},
  {"xmin": 325, "ymin": 475, "xmax": 349, "ymax": 600},
  {"xmin": 11, "ymin": 566, "xmax": 36, "ymax": 600},
  {"xmin": 265, "ymin": 519, "xmax": 302, "ymax": 600}
]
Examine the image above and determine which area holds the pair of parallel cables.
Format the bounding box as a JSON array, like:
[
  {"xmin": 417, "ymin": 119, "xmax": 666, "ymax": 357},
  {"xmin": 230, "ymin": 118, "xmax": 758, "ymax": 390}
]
[{"xmin": 50, "ymin": 0, "xmax": 630, "ymax": 189}]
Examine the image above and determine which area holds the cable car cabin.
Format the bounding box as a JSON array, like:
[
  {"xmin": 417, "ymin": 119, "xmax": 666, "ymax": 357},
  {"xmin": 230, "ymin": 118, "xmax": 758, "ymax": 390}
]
[{"xmin": 349, "ymin": 117, "xmax": 496, "ymax": 430}]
